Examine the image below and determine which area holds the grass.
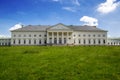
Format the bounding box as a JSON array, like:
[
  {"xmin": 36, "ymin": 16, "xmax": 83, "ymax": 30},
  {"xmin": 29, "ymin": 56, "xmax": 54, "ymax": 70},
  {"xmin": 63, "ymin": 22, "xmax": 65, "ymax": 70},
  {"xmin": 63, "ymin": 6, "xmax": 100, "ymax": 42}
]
[{"xmin": 0, "ymin": 46, "xmax": 120, "ymax": 80}]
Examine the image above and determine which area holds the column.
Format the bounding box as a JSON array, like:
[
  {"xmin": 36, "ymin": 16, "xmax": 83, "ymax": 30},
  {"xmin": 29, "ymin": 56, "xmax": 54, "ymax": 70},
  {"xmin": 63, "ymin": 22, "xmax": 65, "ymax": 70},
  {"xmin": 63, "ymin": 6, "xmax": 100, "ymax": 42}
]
[
  {"xmin": 67, "ymin": 32, "xmax": 68, "ymax": 44},
  {"xmin": 71, "ymin": 32, "xmax": 74, "ymax": 44},
  {"xmin": 52, "ymin": 32, "xmax": 54, "ymax": 44},
  {"xmin": 57, "ymin": 32, "xmax": 59, "ymax": 44},
  {"xmin": 47, "ymin": 32, "xmax": 49, "ymax": 44}
]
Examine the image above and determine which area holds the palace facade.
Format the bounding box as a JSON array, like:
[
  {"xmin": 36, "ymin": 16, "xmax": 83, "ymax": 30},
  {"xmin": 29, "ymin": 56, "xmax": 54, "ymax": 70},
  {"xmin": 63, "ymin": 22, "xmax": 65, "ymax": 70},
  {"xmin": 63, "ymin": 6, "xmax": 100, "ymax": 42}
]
[{"xmin": 11, "ymin": 23, "xmax": 107, "ymax": 45}]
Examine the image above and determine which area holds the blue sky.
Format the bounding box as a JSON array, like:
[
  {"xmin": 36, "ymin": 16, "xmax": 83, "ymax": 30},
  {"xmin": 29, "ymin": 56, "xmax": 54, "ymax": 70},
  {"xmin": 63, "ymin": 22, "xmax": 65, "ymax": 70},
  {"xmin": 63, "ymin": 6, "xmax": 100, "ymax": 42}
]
[{"xmin": 0, "ymin": 0, "xmax": 120, "ymax": 37}]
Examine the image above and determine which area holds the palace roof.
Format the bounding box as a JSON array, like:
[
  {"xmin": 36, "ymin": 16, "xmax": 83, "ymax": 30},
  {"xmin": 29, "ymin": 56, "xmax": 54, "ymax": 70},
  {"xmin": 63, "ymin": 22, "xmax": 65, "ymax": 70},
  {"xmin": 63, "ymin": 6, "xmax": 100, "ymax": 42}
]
[{"xmin": 11, "ymin": 23, "xmax": 107, "ymax": 32}]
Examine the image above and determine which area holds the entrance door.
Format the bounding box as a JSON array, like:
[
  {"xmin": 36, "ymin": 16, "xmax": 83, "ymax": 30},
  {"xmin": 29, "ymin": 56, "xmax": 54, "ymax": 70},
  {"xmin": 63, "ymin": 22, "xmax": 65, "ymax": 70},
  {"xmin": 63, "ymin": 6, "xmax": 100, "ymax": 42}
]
[
  {"xmin": 54, "ymin": 38, "xmax": 57, "ymax": 44},
  {"xmin": 64, "ymin": 38, "xmax": 66, "ymax": 44},
  {"xmin": 59, "ymin": 38, "xmax": 62, "ymax": 44}
]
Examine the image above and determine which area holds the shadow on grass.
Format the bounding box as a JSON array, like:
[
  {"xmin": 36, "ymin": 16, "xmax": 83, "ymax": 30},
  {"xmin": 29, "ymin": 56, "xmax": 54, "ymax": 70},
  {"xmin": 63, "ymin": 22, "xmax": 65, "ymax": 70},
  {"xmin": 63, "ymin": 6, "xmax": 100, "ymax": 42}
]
[{"xmin": 23, "ymin": 50, "xmax": 39, "ymax": 54}]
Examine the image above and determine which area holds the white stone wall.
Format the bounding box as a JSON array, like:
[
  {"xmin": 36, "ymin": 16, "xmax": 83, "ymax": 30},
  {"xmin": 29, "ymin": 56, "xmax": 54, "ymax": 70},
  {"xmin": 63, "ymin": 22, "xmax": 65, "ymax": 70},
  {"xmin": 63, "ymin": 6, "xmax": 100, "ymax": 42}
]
[
  {"xmin": 107, "ymin": 38, "xmax": 120, "ymax": 45},
  {"xmin": 11, "ymin": 31, "xmax": 107, "ymax": 45},
  {"xmin": 11, "ymin": 31, "xmax": 47, "ymax": 45},
  {"xmin": 0, "ymin": 38, "xmax": 11, "ymax": 46},
  {"xmin": 73, "ymin": 31, "xmax": 107, "ymax": 45}
]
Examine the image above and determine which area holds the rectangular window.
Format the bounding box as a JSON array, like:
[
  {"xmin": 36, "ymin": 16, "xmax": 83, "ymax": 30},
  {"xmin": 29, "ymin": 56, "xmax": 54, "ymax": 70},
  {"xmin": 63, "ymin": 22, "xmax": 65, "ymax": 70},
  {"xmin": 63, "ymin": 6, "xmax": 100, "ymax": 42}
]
[
  {"xmin": 98, "ymin": 39, "xmax": 101, "ymax": 44},
  {"xmin": 18, "ymin": 39, "xmax": 21, "ymax": 44},
  {"xmin": 34, "ymin": 35, "xmax": 36, "ymax": 37},
  {"xmin": 93, "ymin": 39, "xmax": 96, "ymax": 44},
  {"xmin": 29, "ymin": 39, "xmax": 31, "ymax": 44},
  {"xmin": 44, "ymin": 39, "xmax": 46, "ymax": 44},
  {"xmin": 39, "ymin": 35, "xmax": 41, "ymax": 37},
  {"xmin": 49, "ymin": 38, "xmax": 52, "ymax": 44},
  {"xmin": 83, "ymin": 34, "xmax": 86, "ymax": 37},
  {"xmin": 88, "ymin": 35, "xmax": 91, "ymax": 37},
  {"xmin": 39, "ymin": 39, "xmax": 41, "ymax": 44},
  {"xmin": 24, "ymin": 35, "xmax": 26, "ymax": 37},
  {"xmin": 84, "ymin": 39, "xmax": 86, "ymax": 44},
  {"xmin": 13, "ymin": 39, "xmax": 15, "ymax": 44},
  {"xmin": 103, "ymin": 35, "xmax": 105, "ymax": 37},
  {"xmin": 34, "ymin": 39, "xmax": 36, "ymax": 44},
  {"xmin": 89, "ymin": 39, "xmax": 91, "ymax": 44},
  {"xmin": 79, "ymin": 39, "xmax": 81, "ymax": 44},
  {"xmin": 44, "ymin": 35, "xmax": 47, "ymax": 37},
  {"xmin": 98, "ymin": 34, "xmax": 101, "ymax": 37},
  {"xmin": 24, "ymin": 39, "xmax": 26, "ymax": 44},
  {"xmin": 103, "ymin": 39, "xmax": 106, "ymax": 44},
  {"xmin": 18, "ymin": 35, "xmax": 21, "ymax": 37},
  {"xmin": 29, "ymin": 35, "xmax": 31, "ymax": 37},
  {"xmin": 14, "ymin": 35, "xmax": 16, "ymax": 37}
]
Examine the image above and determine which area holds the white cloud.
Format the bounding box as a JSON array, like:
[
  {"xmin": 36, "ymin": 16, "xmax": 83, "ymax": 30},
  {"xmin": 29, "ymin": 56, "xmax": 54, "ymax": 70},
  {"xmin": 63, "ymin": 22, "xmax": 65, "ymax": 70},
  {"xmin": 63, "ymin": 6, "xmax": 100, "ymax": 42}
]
[
  {"xmin": 52, "ymin": 0, "xmax": 60, "ymax": 2},
  {"xmin": 97, "ymin": 0, "xmax": 120, "ymax": 14},
  {"xmin": 72, "ymin": 0, "xmax": 80, "ymax": 6},
  {"xmin": 52, "ymin": 0, "xmax": 80, "ymax": 6},
  {"xmin": 80, "ymin": 16, "xmax": 98, "ymax": 26},
  {"xmin": 9, "ymin": 23, "xmax": 23, "ymax": 31},
  {"xmin": 62, "ymin": 7, "xmax": 76, "ymax": 12},
  {"xmin": 0, "ymin": 34, "xmax": 10, "ymax": 38}
]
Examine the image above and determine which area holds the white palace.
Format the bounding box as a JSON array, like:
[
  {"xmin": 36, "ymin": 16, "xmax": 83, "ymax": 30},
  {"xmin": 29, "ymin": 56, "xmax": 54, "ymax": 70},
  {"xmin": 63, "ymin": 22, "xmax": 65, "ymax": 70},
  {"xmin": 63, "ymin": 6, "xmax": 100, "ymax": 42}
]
[{"xmin": 10, "ymin": 23, "xmax": 108, "ymax": 46}]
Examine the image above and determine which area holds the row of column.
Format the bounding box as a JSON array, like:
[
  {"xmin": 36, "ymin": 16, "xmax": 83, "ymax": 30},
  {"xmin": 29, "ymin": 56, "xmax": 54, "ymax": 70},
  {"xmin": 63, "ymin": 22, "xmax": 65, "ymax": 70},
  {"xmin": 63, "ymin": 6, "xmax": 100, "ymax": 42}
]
[{"xmin": 47, "ymin": 32, "xmax": 72, "ymax": 44}]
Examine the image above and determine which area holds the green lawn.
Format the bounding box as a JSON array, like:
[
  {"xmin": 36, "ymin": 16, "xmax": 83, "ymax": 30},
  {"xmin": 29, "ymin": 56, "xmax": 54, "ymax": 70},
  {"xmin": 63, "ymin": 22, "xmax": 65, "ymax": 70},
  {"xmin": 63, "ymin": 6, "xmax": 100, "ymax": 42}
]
[{"xmin": 0, "ymin": 46, "xmax": 120, "ymax": 80}]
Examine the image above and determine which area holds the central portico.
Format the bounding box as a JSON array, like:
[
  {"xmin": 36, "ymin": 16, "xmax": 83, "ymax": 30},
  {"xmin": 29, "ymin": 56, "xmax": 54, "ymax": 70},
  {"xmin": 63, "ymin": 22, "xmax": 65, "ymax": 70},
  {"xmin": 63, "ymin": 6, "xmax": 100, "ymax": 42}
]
[{"xmin": 47, "ymin": 23, "xmax": 73, "ymax": 45}]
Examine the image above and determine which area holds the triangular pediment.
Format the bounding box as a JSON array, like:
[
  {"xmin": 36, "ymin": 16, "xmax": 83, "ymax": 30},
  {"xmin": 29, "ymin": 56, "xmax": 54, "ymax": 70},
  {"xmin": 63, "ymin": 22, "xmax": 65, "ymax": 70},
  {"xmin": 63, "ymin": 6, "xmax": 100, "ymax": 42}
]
[{"xmin": 48, "ymin": 23, "xmax": 71, "ymax": 30}]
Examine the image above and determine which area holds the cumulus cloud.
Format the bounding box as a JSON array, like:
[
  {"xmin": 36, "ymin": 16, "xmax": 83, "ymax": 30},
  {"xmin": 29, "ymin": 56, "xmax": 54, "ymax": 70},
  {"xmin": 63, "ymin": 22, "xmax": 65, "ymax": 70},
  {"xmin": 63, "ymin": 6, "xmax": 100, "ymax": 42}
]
[
  {"xmin": 97, "ymin": 0, "xmax": 120, "ymax": 14},
  {"xmin": 62, "ymin": 7, "xmax": 76, "ymax": 12},
  {"xmin": 80, "ymin": 16, "xmax": 98, "ymax": 26},
  {"xmin": 9, "ymin": 23, "xmax": 23, "ymax": 31}
]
